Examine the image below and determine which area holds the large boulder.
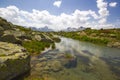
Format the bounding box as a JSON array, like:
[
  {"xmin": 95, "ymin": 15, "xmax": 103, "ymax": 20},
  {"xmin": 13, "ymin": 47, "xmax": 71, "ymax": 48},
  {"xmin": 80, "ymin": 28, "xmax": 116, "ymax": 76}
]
[
  {"xmin": 3, "ymin": 30, "xmax": 25, "ymax": 37},
  {"xmin": 0, "ymin": 18, "xmax": 13, "ymax": 30},
  {"xmin": 0, "ymin": 35, "xmax": 22, "ymax": 44},
  {"xmin": 40, "ymin": 33, "xmax": 54, "ymax": 42},
  {"xmin": 0, "ymin": 30, "xmax": 32, "ymax": 44},
  {"xmin": 50, "ymin": 60, "xmax": 62, "ymax": 72},
  {"xmin": 34, "ymin": 35, "xmax": 42, "ymax": 41},
  {"xmin": 0, "ymin": 42, "xmax": 30, "ymax": 80}
]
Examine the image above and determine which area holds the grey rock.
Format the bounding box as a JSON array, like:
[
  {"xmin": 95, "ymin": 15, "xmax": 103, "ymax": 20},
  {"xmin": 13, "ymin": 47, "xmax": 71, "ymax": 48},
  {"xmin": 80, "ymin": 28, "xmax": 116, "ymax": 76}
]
[
  {"xmin": 34, "ymin": 35, "xmax": 41, "ymax": 41},
  {"xmin": 0, "ymin": 26, "xmax": 4, "ymax": 31},
  {"xmin": 39, "ymin": 57, "xmax": 47, "ymax": 62},
  {"xmin": 0, "ymin": 42, "xmax": 30, "ymax": 80},
  {"xmin": 107, "ymin": 42, "xmax": 120, "ymax": 48},
  {"xmin": 50, "ymin": 60, "xmax": 62, "ymax": 72},
  {"xmin": 0, "ymin": 35, "xmax": 22, "ymax": 44}
]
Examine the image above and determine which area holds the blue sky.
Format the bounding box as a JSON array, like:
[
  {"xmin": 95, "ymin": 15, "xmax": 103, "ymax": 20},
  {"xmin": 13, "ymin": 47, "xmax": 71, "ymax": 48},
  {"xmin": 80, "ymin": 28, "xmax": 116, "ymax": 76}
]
[{"xmin": 0, "ymin": 0, "xmax": 119, "ymax": 30}]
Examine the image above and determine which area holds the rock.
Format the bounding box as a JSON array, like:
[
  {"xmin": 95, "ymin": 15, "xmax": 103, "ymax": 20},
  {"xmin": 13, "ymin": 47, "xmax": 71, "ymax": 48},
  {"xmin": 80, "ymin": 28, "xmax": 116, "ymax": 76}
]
[
  {"xmin": 44, "ymin": 66, "xmax": 50, "ymax": 71},
  {"xmin": 13, "ymin": 28, "xmax": 20, "ymax": 31},
  {"xmin": 63, "ymin": 55, "xmax": 77, "ymax": 68},
  {"xmin": 100, "ymin": 33, "xmax": 105, "ymax": 36},
  {"xmin": 3, "ymin": 30, "xmax": 32, "ymax": 42},
  {"xmin": 113, "ymin": 42, "xmax": 120, "ymax": 48},
  {"xmin": 107, "ymin": 42, "xmax": 120, "ymax": 48},
  {"xmin": 0, "ymin": 26, "xmax": 4, "ymax": 31},
  {"xmin": 0, "ymin": 35, "xmax": 22, "ymax": 44},
  {"xmin": 50, "ymin": 61, "xmax": 62, "ymax": 72},
  {"xmin": 0, "ymin": 18, "xmax": 12, "ymax": 30},
  {"xmin": 90, "ymin": 33, "xmax": 96, "ymax": 37},
  {"xmin": 79, "ymin": 31, "xmax": 87, "ymax": 36},
  {"xmin": 18, "ymin": 35, "xmax": 32, "ymax": 41},
  {"xmin": 34, "ymin": 35, "xmax": 41, "ymax": 41},
  {"xmin": 109, "ymin": 34, "xmax": 116, "ymax": 38},
  {"xmin": 43, "ymin": 75, "xmax": 56, "ymax": 80},
  {"xmin": 0, "ymin": 42, "xmax": 30, "ymax": 80},
  {"xmin": 0, "ymin": 30, "xmax": 4, "ymax": 37},
  {"xmin": 39, "ymin": 57, "xmax": 47, "ymax": 62},
  {"xmin": 52, "ymin": 37, "xmax": 61, "ymax": 42},
  {"xmin": 3, "ymin": 30, "xmax": 25, "ymax": 37},
  {"xmin": 41, "ymin": 33, "xmax": 54, "ymax": 43},
  {"xmin": 35, "ymin": 63, "xmax": 43, "ymax": 68}
]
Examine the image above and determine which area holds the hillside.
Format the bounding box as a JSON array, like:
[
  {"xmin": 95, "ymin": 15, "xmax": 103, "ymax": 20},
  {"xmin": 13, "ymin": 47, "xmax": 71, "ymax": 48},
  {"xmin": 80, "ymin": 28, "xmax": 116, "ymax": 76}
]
[
  {"xmin": 0, "ymin": 17, "xmax": 60, "ymax": 80},
  {"xmin": 56, "ymin": 28, "xmax": 120, "ymax": 48},
  {"xmin": 0, "ymin": 17, "xmax": 60, "ymax": 55}
]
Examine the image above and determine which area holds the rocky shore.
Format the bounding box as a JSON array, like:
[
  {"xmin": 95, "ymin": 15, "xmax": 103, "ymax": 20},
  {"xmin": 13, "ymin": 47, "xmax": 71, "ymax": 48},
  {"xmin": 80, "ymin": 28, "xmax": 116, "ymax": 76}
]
[{"xmin": 0, "ymin": 17, "xmax": 60, "ymax": 80}]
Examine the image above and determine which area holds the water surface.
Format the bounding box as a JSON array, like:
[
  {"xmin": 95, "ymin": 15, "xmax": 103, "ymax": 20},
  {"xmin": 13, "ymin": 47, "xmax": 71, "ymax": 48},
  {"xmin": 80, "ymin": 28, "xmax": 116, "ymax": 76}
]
[{"xmin": 26, "ymin": 37, "xmax": 120, "ymax": 80}]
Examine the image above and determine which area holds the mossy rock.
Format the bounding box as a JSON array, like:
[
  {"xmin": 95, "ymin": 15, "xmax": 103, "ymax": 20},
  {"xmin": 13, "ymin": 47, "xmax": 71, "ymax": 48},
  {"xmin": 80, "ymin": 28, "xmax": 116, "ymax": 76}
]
[
  {"xmin": 52, "ymin": 37, "xmax": 61, "ymax": 42},
  {"xmin": 0, "ymin": 26, "xmax": 4, "ymax": 31},
  {"xmin": 0, "ymin": 18, "xmax": 13, "ymax": 30},
  {"xmin": 0, "ymin": 42, "xmax": 30, "ymax": 80},
  {"xmin": 0, "ymin": 35, "xmax": 22, "ymax": 44},
  {"xmin": 18, "ymin": 35, "xmax": 32, "ymax": 41},
  {"xmin": 0, "ymin": 56, "xmax": 30, "ymax": 80},
  {"xmin": 34, "ymin": 35, "xmax": 42, "ymax": 41}
]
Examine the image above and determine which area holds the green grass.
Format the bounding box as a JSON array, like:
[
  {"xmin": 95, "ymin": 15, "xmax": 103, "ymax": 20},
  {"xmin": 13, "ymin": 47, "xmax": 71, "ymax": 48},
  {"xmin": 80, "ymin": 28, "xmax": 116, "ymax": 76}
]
[
  {"xmin": 59, "ymin": 32, "xmax": 109, "ymax": 45},
  {"xmin": 22, "ymin": 41, "xmax": 53, "ymax": 54},
  {"xmin": 16, "ymin": 25, "xmax": 32, "ymax": 33},
  {"xmin": 56, "ymin": 28, "xmax": 120, "ymax": 46}
]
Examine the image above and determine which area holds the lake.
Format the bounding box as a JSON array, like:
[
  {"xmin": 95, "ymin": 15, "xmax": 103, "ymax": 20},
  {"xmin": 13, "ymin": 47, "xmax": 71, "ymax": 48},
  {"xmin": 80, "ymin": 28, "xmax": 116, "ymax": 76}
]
[{"xmin": 23, "ymin": 37, "xmax": 120, "ymax": 80}]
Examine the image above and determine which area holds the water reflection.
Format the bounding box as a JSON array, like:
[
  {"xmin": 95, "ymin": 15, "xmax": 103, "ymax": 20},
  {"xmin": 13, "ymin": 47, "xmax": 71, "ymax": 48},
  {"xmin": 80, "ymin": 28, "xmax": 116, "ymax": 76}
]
[
  {"xmin": 24, "ymin": 37, "xmax": 120, "ymax": 80},
  {"xmin": 56, "ymin": 37, "xmax": 120, "ymax": 58}
]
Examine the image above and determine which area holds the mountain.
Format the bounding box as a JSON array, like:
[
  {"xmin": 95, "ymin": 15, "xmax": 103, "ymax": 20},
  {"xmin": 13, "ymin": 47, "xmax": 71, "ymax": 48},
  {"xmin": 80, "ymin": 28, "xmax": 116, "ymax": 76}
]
[
  {"xmin": 31, "ymin": 26, "xmax": 54, "ymax": 32},
  {"xmin": 63, "ymin": 26, "xmax": 85, "ymax": 32}
]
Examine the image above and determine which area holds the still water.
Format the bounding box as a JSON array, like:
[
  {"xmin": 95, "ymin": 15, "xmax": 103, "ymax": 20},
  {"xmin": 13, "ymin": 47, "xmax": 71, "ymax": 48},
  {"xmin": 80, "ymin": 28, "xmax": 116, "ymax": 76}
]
[{"xmin": 25, "ymin": 37, "xmax": 120, "ymax": 80}]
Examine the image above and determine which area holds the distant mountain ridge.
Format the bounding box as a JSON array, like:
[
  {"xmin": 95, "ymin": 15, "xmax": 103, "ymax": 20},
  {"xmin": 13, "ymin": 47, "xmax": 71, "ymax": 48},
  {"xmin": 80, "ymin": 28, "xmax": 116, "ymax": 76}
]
[
  {"xmin": 31, "ymin": 26, "xmax": 54, "ymax": 32},
  {"xmin": 63, "ymin": 26, "xmax": 85, "ymax": 32},
  {"xmin": 30, "ymin": 26, "xmax": 86, "ymax": 32}
]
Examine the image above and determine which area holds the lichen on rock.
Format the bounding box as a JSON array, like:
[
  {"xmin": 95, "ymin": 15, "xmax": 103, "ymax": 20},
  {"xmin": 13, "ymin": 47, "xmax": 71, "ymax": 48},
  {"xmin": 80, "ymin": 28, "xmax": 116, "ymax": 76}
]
[{"xmin": 0, "ymin": 42, "xmax": 30, "ymax": 80}]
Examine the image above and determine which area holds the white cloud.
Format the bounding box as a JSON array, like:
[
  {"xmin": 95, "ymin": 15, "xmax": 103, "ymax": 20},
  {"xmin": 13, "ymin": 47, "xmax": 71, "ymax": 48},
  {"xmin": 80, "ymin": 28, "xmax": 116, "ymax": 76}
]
[
  {"xmin": 53, "ymin": 0, "xmax": 62, "ymax": 8},
  {"xmin": 97, "ymin": 0, "xmax": 108, "ymax": 17},
  {"xmin": 109, "ymin": 2, "xmax": 117, "ymax": 7},
  {"xmin": 96, "ymin": 0, "xmax": 109, "ymax": 26},
  {"xmin": 0, "ymin": 2, "xmax": 115, "ymax": 31},
  {"xmin": 98, "ymin": 18, "xmax": 106, "ymax": 24}
]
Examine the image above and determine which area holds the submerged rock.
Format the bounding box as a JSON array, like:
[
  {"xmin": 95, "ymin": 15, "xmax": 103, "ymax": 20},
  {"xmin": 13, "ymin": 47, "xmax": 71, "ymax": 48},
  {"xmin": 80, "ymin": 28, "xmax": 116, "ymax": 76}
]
[
  {"xmin": 63, "ymin": 55, "xmax": 77, "ymax": 68},
  {"xmin": 50, "ymin": 60, "xmax": 63, "ymax": 72},
  {"xmin": 0, "ymin": 42, "xmax": 30, "ymax": 80},
  {"xmin": 41, "ymin": 60, "xmax": 63, "ymax": 73}
]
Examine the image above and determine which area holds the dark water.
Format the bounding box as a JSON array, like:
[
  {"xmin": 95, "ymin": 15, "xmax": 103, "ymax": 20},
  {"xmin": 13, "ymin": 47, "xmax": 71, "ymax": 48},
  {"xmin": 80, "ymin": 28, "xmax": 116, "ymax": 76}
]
[{"xmin": 24, "ymin": 37, "xmax": 120, "ymax": 80}]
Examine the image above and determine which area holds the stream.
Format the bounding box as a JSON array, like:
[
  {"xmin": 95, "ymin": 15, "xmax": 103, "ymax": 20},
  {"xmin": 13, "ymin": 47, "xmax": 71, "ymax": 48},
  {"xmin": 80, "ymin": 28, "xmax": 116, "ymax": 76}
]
[{"xmin": 24, "ymin": 37, "xmax": 120, "ymax": 80}]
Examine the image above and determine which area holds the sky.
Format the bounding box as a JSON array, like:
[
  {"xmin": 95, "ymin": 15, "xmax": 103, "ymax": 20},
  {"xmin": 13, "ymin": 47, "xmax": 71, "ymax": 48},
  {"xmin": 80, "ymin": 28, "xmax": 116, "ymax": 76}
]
[{"xmin": 0, "ymin": 0, "xmax": 120, "ymax": 30}]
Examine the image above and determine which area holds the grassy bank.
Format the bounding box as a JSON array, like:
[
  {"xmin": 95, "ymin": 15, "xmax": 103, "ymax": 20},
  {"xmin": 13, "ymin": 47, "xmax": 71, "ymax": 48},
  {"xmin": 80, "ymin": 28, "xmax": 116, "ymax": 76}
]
[
  {"xmin": 56, "ymin": 28, "xmax": 120, "ymax": 47},
  {"xmin": 22, "ymin": 41, "xmax": 55, "ymax": 55}
]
